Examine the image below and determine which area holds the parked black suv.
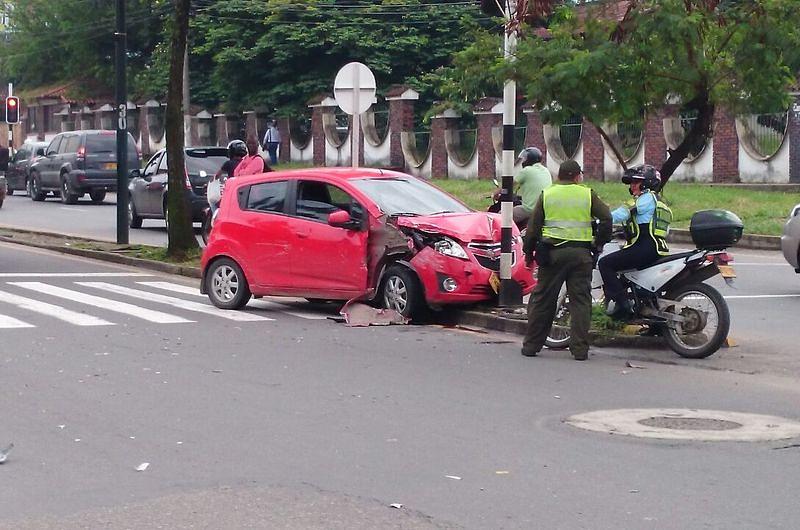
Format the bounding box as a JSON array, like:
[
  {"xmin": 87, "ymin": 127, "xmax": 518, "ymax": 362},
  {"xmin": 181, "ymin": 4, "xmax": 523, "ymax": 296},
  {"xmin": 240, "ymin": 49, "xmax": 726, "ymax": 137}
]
[
  {"xmin": 128, "ymin": 146, "xmax": 226, "ymax": 228},
  {"xmin": 29, "ymin": 130, "xmax": 140, "ymax": 204}
]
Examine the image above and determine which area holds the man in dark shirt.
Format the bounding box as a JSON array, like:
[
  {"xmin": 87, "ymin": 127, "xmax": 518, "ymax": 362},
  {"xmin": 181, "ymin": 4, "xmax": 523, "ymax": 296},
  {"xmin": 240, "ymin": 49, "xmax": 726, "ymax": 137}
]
[{"xmin": 521, "ymin": 160, "xmax": 612, "ymax": 361}]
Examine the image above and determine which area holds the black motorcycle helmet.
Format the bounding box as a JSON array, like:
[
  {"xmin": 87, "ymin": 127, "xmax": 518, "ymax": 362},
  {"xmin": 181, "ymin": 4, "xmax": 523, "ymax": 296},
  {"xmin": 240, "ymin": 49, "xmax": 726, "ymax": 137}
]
[
  {"xmin": 517, "ymin": 146, "xmax": 543, "ymax": 167},
  {"xmin": 622, "ymin": 164, "xmax": 661, "ymax": 192},
  {"xmin": 227, "ymin": 140, "xmax": 247, "ymax": 159}
]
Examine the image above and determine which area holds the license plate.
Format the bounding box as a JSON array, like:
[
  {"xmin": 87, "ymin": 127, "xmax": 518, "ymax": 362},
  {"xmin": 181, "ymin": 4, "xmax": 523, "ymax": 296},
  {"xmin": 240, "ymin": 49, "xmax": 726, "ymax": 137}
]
[
  {"xmin": 489, "ymin": 272, "xmax": 501, "ymax": 294},
  {"xmin": 718, "ymin": 264, "xmax": 736, "ymax": 278},
  {"xmin": 104, "ymin": 162, "xmax": 117, "ymax": 170}
]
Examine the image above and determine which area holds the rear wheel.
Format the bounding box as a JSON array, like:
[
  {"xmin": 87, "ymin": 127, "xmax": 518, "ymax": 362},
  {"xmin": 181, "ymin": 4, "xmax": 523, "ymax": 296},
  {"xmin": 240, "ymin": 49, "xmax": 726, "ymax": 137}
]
[
  {"xmin": 60, "ymin": 175, "xmax": 80, "ymax": 204},
  {"xmin": 663, "ymin": 282, "xmax": 730, "ymax": 359},
  {"xmin": 89, "ymin": 189, "xmax": 106, "ymax": 203},
  {"xmin": 545, "ymin": 284, "xmax": 572, "ymax": 350},
  {"xmin": 206, "ymin": 258, "xmax": 251, "ymax": 310},
  {"xmin": 29, "ymin": 173, "xmax": 46, "ymax": 201},
  {"xmin": 380, "ymin": 265, "xmax": 426, "ymax": 320}
]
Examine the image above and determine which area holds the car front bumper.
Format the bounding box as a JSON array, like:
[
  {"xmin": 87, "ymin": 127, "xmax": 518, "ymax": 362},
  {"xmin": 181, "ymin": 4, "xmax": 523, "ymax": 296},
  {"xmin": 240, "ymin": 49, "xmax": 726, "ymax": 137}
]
[{"xmin": 409, "ymin": 246, "xmax": 535, "ymax": 305}]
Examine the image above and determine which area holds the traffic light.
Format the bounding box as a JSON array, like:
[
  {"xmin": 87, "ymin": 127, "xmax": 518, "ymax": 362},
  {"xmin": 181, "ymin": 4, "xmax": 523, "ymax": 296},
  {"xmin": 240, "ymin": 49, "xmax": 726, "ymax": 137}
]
[{"xmin": 5, "ymin": 96, "xmax": 20, "ymax": 124}]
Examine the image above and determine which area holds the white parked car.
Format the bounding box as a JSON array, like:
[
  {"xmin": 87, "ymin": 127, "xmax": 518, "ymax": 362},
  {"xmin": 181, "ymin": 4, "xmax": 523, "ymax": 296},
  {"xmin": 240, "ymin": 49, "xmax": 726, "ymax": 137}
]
[{"xmin": 781, "ymin": 203, "xmax": 800, "ymax": 272}]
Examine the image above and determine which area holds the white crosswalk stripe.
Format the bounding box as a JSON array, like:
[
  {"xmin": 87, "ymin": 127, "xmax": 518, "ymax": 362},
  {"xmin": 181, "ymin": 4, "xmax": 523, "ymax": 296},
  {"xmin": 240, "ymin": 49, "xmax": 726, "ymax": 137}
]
[
  {"xmin": 9, "ymin": 282, "xmax": 193, "ymax": 324},
  {"xmin": 0, "ymin": 314, "xmax": 35, "ymax": 329},
  {"xmin": 138, "ymin": 281, "xmax": 331, "ymax": 320},
  {"xmin": 78, "ymin": 282, "xmax": 274, "ymax": 322},
  {"xmin": 0, "ymin": 289, "xmax": 114, "ymax": 326}
]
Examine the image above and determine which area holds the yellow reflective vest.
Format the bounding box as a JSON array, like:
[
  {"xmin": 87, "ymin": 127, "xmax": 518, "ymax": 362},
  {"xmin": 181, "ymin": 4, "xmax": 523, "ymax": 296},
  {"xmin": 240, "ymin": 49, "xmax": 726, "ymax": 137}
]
[{"xmin": 541, "ymin": 184, "xmax": 594, "ymax": 243}]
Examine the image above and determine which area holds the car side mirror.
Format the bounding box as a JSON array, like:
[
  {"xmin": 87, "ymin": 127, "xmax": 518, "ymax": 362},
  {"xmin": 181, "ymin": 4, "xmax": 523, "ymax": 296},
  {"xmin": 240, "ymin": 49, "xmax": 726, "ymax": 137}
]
[
  {"xmin": 328, "ymin": 210, "xmax": 355, "ymax": 229},
  {"xmin": 129, "ymin": 169, "xmax": 141, "ymax": 179},
  {"xmin": 35, "ymin": 148, "xmax": 45, "ymax": 156}
]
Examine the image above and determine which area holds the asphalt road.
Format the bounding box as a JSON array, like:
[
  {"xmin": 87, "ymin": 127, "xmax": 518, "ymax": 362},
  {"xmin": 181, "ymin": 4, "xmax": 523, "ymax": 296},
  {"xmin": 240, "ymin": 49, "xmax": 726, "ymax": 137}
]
[{"xmin": 1, "ymin": 243, "xmax": 799, "ymax": 529}]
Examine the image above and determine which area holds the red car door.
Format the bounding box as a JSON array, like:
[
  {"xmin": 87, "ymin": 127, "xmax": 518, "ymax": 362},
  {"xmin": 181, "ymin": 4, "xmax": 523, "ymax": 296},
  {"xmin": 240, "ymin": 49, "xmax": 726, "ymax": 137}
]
[
  {"xmin": 288, "ymin": 179, "xmax": 369, "ymax": 296},
  {"xmin": 234, "ymin": 179, "xmax": 295, "ymax": 289}
]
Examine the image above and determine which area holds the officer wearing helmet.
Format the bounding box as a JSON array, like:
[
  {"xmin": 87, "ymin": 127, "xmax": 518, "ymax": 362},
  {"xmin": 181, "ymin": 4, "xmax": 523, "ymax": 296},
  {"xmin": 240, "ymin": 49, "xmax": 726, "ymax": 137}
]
[
  {"xmin": 494, "ymin": 147, "xmax": 552, "ymax": 227},
  {"xmin": 599, "ymin": 164, "xmax": 673, "ymax": 317}
]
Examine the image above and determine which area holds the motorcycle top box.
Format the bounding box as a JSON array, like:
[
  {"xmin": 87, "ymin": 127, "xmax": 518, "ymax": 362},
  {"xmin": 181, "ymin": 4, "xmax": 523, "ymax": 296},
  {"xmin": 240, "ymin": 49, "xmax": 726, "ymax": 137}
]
[{"xmin": 689, "ymin": 210, "xmax": 743, "ymax": 249}]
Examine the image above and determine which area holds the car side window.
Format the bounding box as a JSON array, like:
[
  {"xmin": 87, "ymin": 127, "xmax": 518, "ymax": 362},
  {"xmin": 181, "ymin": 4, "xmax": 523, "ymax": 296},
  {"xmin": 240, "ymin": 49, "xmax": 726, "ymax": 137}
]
[
  {"xmin": 143, "ymin": 153, "xmax": 162, "ymax": 177},
  {"xmin": 13, "ymin": 149, "xmax": 28, "ymax": 162},
  {"xmin": 46, "ymin": 137, "xmax": 62, "ymax": 156},
  {"xmin": 63, "ymin": 135, "xmax": 81, "ymax": 154},
  {"xmin": 246, "ymin": 181, "xmax": 288, "ymax": 213},
  {"xmin": 295, "ymin": 181, "xmax": 360, "ymax": 223}
]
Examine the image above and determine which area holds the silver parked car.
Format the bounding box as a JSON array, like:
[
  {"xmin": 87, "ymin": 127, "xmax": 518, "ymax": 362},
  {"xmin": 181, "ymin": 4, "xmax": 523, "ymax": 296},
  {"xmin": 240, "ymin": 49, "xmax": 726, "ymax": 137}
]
[{"xmin": 781, "ymin": 203, "xmax": 800, "ymax": 272}]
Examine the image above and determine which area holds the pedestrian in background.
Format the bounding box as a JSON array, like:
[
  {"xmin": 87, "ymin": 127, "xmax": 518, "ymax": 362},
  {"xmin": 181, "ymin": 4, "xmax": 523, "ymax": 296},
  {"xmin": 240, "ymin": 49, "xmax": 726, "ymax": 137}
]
[
  {"xmin": 521, "ymin": 160, "xmax": 612, "ymax": 361},
  {"xmin": 262, "ymin": 121, "xmax": 281, "ymax": 166}
]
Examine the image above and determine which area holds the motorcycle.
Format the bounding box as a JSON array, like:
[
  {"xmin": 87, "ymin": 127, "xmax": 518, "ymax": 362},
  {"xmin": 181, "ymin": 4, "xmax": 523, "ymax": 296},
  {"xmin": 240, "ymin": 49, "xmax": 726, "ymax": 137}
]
[
  {"xmin": 201, "ymin": 177, "xmax": 224, "ymax": 245},
  {"xmin": 545, "ymin": 211, "xmax": 741, "ymax": 359}
]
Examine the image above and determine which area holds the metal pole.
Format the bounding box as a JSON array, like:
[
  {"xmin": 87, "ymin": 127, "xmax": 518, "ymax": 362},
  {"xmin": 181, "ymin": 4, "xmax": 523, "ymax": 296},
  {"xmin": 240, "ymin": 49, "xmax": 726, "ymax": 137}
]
[
  {"xmin": 498, "ymin": 1, "xmax": 522, "ymax": 307},
  {"xmin": 351, "ymin": 67, "xmax": 360, "ymax": 168},
  {"xmin": 7, "ymin": 83, "xmax": 13, "ymax": 156},
  {"xmin": 115, "ymin": 0, "xmax": 129, "ymax": 244}
]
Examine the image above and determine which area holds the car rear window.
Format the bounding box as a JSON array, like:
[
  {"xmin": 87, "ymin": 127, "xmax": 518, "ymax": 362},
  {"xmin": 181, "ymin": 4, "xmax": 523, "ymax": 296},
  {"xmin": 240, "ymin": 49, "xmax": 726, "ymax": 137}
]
[
  {"xmin": 245, "ymin": 181, "xmax": 288, "ymax": 213},
  {"xmin": 185, "ymin": 150, "xmax": 228, "ymax": 175},
  {"xmin": 85, "ymin": 134, "xmax": 138, "ymax": 157}
]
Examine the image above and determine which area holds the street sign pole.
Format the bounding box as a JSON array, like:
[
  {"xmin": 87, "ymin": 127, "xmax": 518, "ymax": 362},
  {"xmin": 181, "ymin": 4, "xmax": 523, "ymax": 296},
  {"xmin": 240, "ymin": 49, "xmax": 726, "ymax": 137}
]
[
  {"xmin": 7, "ymin": 83, "xmax": 13, "ymax": 156},
  {"xmin": 333, "ymin": 62, "xmax": 376, "ymax": 170},
  {"xmin": 115, "ymin": 0, "xmax": 129, "ymax": 244}
]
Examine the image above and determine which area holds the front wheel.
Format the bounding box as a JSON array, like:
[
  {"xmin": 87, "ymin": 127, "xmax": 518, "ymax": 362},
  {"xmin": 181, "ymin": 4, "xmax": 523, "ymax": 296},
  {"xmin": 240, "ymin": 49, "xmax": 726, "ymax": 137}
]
[
  {"xmin": 380, "ymin": 265, "xmax": 426, "ymax": 320},
  {"xmin": 205, "ymin": 258, "xmax": 251, "ymax": 310},
  {"xmin": 545, "ymin": 284, "xmax": 572, "ymax": 349},
  {"xmin": 662, "ymin": 283, "xmax": 730, "ymax": 359}
]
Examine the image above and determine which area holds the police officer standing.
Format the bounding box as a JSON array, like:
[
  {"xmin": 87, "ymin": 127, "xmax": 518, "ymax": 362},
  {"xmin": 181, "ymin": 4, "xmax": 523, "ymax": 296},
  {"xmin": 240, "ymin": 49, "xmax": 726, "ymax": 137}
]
[{"xmin": 521, "ymin": 160, "xmax": 612, "ymax": 361}]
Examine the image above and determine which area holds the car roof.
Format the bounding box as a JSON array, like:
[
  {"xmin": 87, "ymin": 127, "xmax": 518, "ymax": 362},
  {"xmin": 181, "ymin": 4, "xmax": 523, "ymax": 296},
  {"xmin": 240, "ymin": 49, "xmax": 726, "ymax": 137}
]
[{"xmin": 232, "ymin": 167, "xmax": 412, "ymax": 186}]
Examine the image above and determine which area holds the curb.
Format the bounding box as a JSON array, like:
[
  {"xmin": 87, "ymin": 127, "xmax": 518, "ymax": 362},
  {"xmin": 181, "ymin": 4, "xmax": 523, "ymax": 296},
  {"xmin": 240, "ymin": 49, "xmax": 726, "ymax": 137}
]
[
  {"xmin": 447, "ymin": 309, "xmax": 664, "ymax": 349},
  {"xmin": 667, "ymin": 228, "xmax": 780, "ymax": 251},
  {"xmin": 0, "ymin": 230, "xmax": 202, "ymax": 279}
]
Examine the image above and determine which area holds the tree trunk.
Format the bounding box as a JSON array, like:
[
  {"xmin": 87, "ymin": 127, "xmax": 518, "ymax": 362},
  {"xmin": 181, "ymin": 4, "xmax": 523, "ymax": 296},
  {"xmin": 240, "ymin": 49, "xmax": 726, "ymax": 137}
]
[
  {"xmin": 165, "ymin": 0, "xmax": 197, "ymax": 259},
  {"xmin": 659, "ymin": 94, "xmax": 715, "ymax": 188}
]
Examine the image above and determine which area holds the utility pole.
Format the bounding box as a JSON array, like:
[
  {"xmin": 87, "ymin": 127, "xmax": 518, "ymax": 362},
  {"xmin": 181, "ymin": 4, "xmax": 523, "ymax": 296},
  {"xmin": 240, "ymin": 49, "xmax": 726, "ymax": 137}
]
[
  {"xmin": 183, "ymin": 46, "xmax": 191, "ymax": 146},
  {"xmin": 115, "ymin": 0, "xmax": 129, "ymax": 244},
  {"xmin": 498, "ymin": 0, "xmax": 523, "ymax": 307}
]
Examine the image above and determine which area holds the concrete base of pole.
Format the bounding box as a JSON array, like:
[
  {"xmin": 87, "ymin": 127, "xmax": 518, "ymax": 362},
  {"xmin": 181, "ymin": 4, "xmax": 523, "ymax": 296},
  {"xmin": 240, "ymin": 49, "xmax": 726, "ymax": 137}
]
[{"xmin": 498, "ymin": 279, "xmax": 523, "ymax": 307}]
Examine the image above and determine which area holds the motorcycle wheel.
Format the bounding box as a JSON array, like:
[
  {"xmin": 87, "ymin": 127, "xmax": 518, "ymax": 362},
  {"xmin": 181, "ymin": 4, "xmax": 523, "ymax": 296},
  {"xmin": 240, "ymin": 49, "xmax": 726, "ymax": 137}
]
[
  {"xmin": 201, "ymin": 213, "xmax": 212, "ymax": 245},
  {"xmin": 663, "ymin": 282, "xmax": 730, "ymax": 359},
  {"xmin": 545, "ymin": 285, "xmax": 572, "ymax": 350}
]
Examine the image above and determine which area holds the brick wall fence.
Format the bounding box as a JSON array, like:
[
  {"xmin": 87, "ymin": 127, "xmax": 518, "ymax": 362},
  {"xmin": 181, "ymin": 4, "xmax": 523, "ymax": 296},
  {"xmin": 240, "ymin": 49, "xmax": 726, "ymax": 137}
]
[{"xmin": 12, "ymin": 88, "xmax": 796, "ymax": 183}]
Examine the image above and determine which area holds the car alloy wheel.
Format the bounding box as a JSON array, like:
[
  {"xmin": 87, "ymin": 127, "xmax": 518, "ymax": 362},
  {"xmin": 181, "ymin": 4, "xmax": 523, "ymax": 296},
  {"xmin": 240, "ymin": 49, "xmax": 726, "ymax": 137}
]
[
  {"xmin": 29, "ymin": 174, "xmax": 45, "ymax": 201},
  {"xmin": 206, "ymin": 258, "xmax": 251, "ymax": 310},
  {"xmin": 384, "ymin": 276, "xmax": 408, "ymax": 314},
  {"xmin": 380, "ymin": 265, "xmax": 425, "ymax": 320},
  {"xmin": 61, "ymin": 177, "xmax": 79, "ymax": 204}
]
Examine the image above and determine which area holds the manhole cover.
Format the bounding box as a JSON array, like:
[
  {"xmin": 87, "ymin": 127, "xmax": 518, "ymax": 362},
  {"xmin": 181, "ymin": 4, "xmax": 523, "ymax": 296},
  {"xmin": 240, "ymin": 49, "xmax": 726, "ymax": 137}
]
[
  {"xmin": 638, "ymin": 417, "xmax": 742, "ymax": 431},
  {"xmin": 566, "ymin": 409, "xmax": 800, "ymax": 442}
]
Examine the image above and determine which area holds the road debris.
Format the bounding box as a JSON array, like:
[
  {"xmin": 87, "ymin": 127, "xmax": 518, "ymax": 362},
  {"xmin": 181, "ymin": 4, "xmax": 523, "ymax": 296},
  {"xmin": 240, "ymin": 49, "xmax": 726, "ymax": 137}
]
[
  {"xmin": 0, "ymin": 443, "xmax": 14, "ymax": 464},
  {"xmin": 625, "ymin": 361, "xmax": 647, "ymax": 369},
  {"xmin": 341, "ymin": 302, "xmax": 408, "ymax": 327},
  {"xmin": 629, "ymin": 489, "xmax": 639, "ymax": 493},
  {"xmin": 445, "ymin": 475, "xmax": 462, "ymax": 480},
  {"xmin": 553, "ymin": 395, "xmax": 561, "ymax": 399},
  {"xmin": 495, "ymin": 470, "xmax": 510, "ymax": 475},
  {"xmin": 136, "ymin": 462, "xmax": 150, "ymax": 472},
  {"xmin": 389, "ymin": 503, "xmax": 404, "ymax": 509}
]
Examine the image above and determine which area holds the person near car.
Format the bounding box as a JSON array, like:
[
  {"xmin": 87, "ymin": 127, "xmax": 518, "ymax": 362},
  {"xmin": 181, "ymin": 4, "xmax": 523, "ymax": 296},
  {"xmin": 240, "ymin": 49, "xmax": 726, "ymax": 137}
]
[
  {"xmin": 234, "ymin": 136, "xmax": 272, "ymax": 177},
  {"xmin": 262, "ymin": 121, "xmax": 281, "ymax": 166},
  {"xmin": 521, "ymin": 160, "xmax": 612, "ymax": 361},
  {"xmin": 214, "ymin": 140, "xmax": 247, "ymax": 183},
  {"xmin": 513, "ymin": 146, "xmax": 552, "ymax": 227},
  {"xmin": 599, "ymin": 164, "xmax": 672, "ymax": 317}
]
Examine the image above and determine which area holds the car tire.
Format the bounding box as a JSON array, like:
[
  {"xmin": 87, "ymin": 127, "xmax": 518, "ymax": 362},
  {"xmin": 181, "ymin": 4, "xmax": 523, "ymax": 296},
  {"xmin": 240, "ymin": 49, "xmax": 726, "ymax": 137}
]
[
  {"xmin": 380, "ymin": 265, "xmax": 426, "ymax": 321},
  {"xmin": 128, "ymin": 198, "xmax": 143, "ymax": 228},
  {"xmin": 6, "ymin": 188, "xmax": 13, "ymax": 196},
  {"xmin": 60, "ymin": 175, "xmax": 80, "ymax": 204},
  {"xmin": 29, "ymin": 173, "xmax": 46, "ymax": 201},
  {"xmin": 89, "ymin": 189, "xmax": 106, "ymax": 203},
  {"xmin": 206, "ymin": 258, "xmax": 251, "ymax": 310}
]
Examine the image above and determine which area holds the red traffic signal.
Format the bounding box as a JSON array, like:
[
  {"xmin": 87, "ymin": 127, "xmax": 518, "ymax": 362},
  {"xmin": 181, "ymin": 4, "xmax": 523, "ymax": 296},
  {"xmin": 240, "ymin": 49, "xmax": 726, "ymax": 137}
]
[{"xmin": 5, "ymin": 96, "xmax": 20, "ymax": 124}]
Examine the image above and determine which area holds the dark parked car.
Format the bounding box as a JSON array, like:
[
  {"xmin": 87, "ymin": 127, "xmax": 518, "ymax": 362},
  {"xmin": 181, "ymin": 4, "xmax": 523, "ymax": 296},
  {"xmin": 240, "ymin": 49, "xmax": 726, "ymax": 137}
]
[
  {"xmin": 128, "ymin": 146, "xmax": 226, "ymax": 228},
  {"xmin": 29, "ymin": 130, "xmax": 140, "ymax": 204},
  {"xmin": 5, "ymin": 141, "xmax": 47, "ymax": 195}
]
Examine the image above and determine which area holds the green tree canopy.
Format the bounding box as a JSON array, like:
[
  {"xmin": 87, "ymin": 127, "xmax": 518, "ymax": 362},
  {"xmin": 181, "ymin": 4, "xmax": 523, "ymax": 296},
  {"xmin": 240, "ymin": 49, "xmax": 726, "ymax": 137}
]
[{"xmin": 443, "ymin": 0, "xmax": 800, "ymax": 184}]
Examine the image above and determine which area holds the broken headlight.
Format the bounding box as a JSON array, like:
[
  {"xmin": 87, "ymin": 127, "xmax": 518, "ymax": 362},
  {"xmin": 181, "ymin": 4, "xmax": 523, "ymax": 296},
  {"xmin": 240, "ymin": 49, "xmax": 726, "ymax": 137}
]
[{"xmin": 433, "ymin": 237, "xmax": 469, "ymax": 260}]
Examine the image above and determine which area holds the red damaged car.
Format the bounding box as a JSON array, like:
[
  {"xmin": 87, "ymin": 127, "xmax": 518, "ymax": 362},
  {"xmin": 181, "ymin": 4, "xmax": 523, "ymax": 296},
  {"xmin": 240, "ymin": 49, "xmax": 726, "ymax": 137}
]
[{"xmin": 200, "ymin": 168, "xmax": 535, "ymax": 319}]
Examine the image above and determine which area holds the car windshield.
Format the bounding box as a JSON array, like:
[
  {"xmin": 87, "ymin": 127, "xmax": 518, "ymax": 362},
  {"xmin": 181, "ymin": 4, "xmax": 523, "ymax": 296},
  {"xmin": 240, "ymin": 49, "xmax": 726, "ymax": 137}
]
[
  {"xmin": 351, "ymin": 177, "xmax": 471, "ymax": 216},
  {"xmin": 186, "ymin": 150, "xmax": 228, "ymax": 175}
]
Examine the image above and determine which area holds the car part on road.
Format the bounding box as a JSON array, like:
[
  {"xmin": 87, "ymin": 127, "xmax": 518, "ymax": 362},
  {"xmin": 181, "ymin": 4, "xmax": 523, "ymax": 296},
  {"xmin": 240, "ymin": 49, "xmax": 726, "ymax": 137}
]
[{"xmin": 206, "ymin": 257, "xmax": 252, "ymax": 310}]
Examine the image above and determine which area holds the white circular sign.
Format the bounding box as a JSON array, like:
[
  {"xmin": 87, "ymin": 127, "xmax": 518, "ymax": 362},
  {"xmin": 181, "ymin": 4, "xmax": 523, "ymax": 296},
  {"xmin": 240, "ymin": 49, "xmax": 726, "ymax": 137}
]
[{"xmin": 334, "ymin": 62, "xmax": 377, "ymax": 115}]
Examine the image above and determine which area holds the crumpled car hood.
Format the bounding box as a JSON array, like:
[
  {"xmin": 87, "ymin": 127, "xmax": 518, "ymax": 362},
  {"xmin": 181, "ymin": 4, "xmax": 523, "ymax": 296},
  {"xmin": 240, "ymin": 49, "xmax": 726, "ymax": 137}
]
[{"xmin": 395, "ymin": 212, "xmax": 504, "ymax": 242}]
